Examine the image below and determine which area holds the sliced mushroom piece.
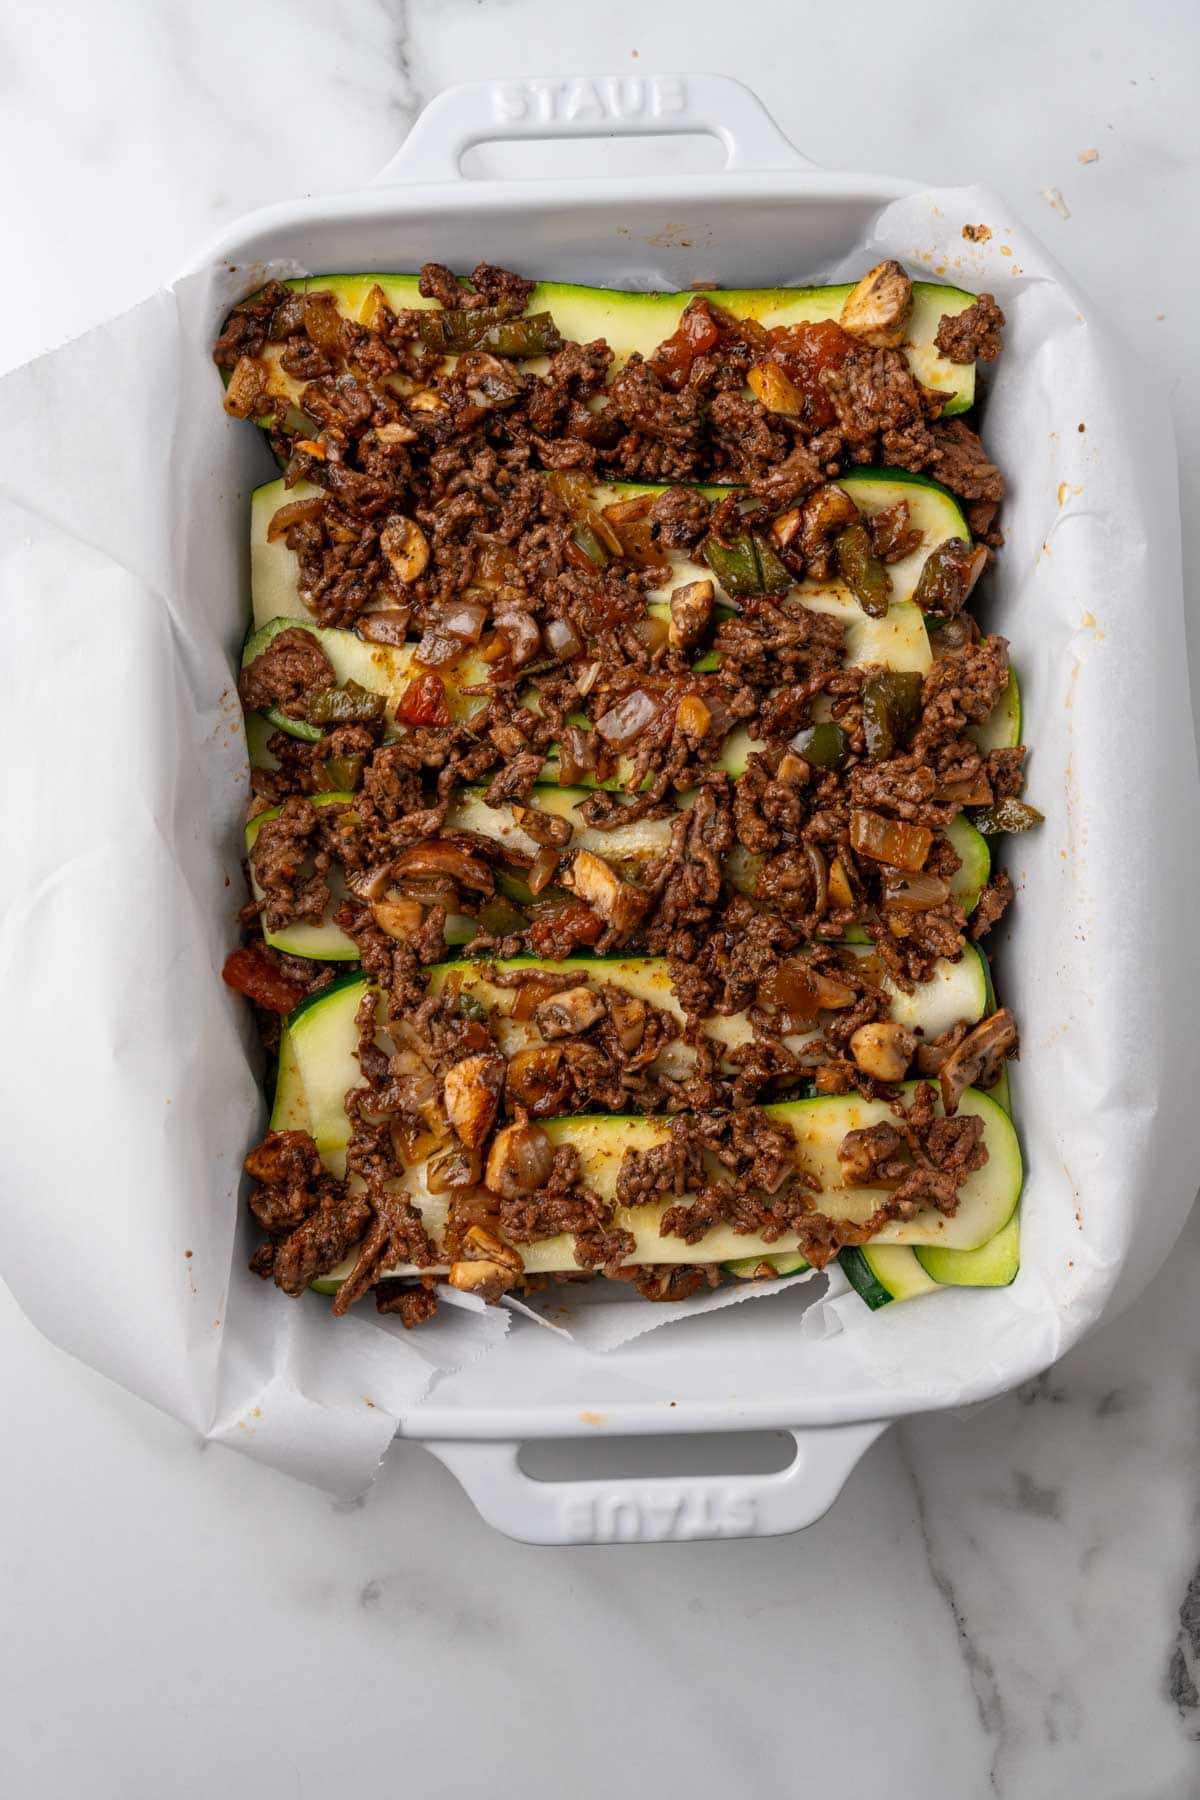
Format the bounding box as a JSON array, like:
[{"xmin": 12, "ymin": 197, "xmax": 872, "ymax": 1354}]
[
  {"xmin": 443, "ymin": 1052, "xmax": 506, "ymax": 1149},
  {"xmin": 374, "ymin": 421, "xmax": 418, "ymax": 448},
  {"xmin": 849, "ymin": 1021, "xmax": 919, "ymax": 1083},
  {"xmin": 392, "ymin": 840, "xmax": 495, "ymax": 894},
  {"xmin": 534, "ymin": 985, "xmax": 606, "ymax": 1039},
  {"xmin": 380, "ymin": 515, "xmax": 430, "ymax": 584},
  {"xmin": 485, "ymin": 1123, "xmax": 556, "ymax": 1199},
  {"xmin": 511, "ymin": 803, "xmax": 573, "ymax": 849},
  {"xmin": 370, "ymin": 896, "xmax": 426, "ymax": 940},
  {"xmin": 668, "ymin": 577, "xmax": 715, "ymax": 652},
  {"xmin": 560, "ymin": 850, "xmax": 649, "ymax": 938},
  {"xmin": 607, "ymin": 995, "xmax": 647, "ymax": 1054},
  {"xmin": 916, "ymin": 1021, "xmax": 969, "ymax": 1077},
  {"xmin": 839, "ymin": 260, "xmax": 914, "ymax": 348},
  {"xmin": 797, "ymin": 483, "xmax": 861, "ymax": 562},
  {"xmin": 448, "ymin": 1227, "xmax": 525, "ymax": 1301},
  {"xmin": 938, "ymin": 1007, "xmax": 1018, "ymax": 1114},
  {"xmin": 504, "ymin": 1046, "xmax": 571, "ymax": 1117}
]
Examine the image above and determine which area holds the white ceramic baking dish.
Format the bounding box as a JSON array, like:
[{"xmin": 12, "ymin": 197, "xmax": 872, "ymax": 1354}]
[{"xmin": 182, "ymin": 73, "xmax": 1186, "ymax": 1544}]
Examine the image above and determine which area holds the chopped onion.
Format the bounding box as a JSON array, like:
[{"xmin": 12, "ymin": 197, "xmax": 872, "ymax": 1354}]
[
  {"xmin": 880, "ymin": 870, "xmax": 952, "ymax": 910},
  {"xmin": 427, "ymin": 1146, "xmax": 482, "ymax": 1194},
  {"xmin": 414, "ymin": 629, "xmax": 462, "ymax": 667},
  {"xmin": 556, "ymin": 726, "xmax": 594, "ymax": 785},
  {"xmin": 359, "ymin": 609, "xmax": 411, "ymax": 646},
  {"xmin": 747, "ymin": 360, "xmax": 804, "ymax": 415},
  {"xmin": 575, "ymin": 660, "xmax": 602, "ymax": 698},
  {"xmin": 849, "ymin": 809, "xmax": 933, "ymax": 872},
  {"xmin": 771, "ymin": 506, "xmax": 802, "ymax": 549},
  {"xmin": 497, "ymin": 609, "xmax": 541, "ymax": 668},
  {"xmin": 805, "ymin": 843, "xmax": 828, "ymax": 918},
  {"xmin": 595, "ymin": 688, "xmax": 658, "ymax": 747},
  {"xmin": 441, "ymin": 599, "xmax": 487, "ymax": 643},
  {"xmin": 675, "ymin": 694, "xmax": 711, "ymax": 739},
  {"xmin": 512, "ymin": 975, "xmax": 572, "ymax": 1021},
  {"xmin": 545, "ymin": 616, "xmax": 584, "ymax": 661},
  {"xmin": 528, "ymin": 847, "xmax": 560, "ymax": 894},
  {"xmin": 633, "ymin": 614, "xmax": 669, "ymax": 655},
  {"xmin": 265, "ymin": 496, "xmax": 325, "ymax": 543}
]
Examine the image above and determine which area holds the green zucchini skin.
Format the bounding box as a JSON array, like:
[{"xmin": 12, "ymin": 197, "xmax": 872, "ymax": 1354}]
[
  {"xmin": 916, "ymin": 1213, "xmax": 1020, "ymax": 1287},
  {"xmin": 724, "ymin": 1252, "xmax": 810, "ymax": 1279},
  {"xmin": 243, "ymin": 786, "xmax": 992, "ymax": 960},
  {"xmin": 841, "ymin": 1215, "xmax": 1021, "ymax": 1306},
  {"xmin": 281, "ymin": 972, "xmax": 1022, "ymax": 1267},
  {"xmin": 839, "ymin": 1244, "xmax": 941, "ymax": 1307},
  {"xmin": 246, "ymin": 274, "xmax": 979, "ymax": 421},
  {"xmin": 245, "ymin": 792, "xmax": 359, "ymax": 961},
  {"xmin": 251, "ymin": 469, "xmax": 972, "ymax": 633}
]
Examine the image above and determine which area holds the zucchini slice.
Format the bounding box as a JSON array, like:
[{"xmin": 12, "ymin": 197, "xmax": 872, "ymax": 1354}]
[
  {"xmin": 268, "ymin": 1026, "xmax": 310, "ymax": 1135},
  {"xmin": 251, "ymin": 470, "xmax": 969, "ymax": 633},
  {"xmin": 970, "ymin": 667, "xmax": 1022, "ymax": 755},
  {"xmin": 247, "ymin": 785, "xmax": 991, "ymax": 959},
  {"xmin": 241, "ymin": 617, "xmax": 490, "ymax": 744},
  {"xmin": 246, "ymin": 274, "xmax": 979, "ymax": 425},
  {"xmin": 840, "ymin": 1244, "xmax": 941, "ymax": 1308},
  {"xmin": 427, "ymin": 943, "xmax": 989, "ymax": 1077},
  {"xmin": 245, "ymin": 792, "xmax": 359, "ymax": 961},
  {"xmin": 724, "ymin": 1251, "xmax": 811, "ymax": 1278},
  {"xmin": 915, "ymin": 1211, "xmax": 1020, "ymax": 1287},
  {"xmin": 840, "ymin": 1208, "xmax": 1020, "ymax": 1306},
  {"xmin": 281, "ymin": 972, "xmax": 1021, "ymax": 1273}
]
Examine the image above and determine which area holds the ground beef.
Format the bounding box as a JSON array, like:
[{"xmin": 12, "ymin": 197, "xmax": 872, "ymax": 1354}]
[
  {"xmin": 246, "ymin": 1122, "xmax": 372, "ymax": 1298},
  {"xmin": 611, "ymin": 1263, "xmax": 723, "ymax": 1302},
  {"xmin": 332, "ymin": 1177, "xmax": 437, "ymax": 1315},
  {"xmin": 249, "ymin": 795, "xmax": 341, "ymax": 930},
  {"xmin": 935, "ymin": 295, "xmax": 1006, "ymax": 364},
  {"xmin": 648, "ymin": 484, "xmax": 713, "ymax": 549},
  {"xmin": 820, "ymin": 345, "xmax": 938, "ymax": 463},
  {"xmin": 927, "ymin": 419, "xmax": 1005, "ymax": 503},
  {"xmin": 218, "ymin": 259, "xmax": 1029, "ymax": 1320},
  {"xmin": 837, "ymin": 1080, "xmax": 987, "ymax": 1221},
  {"xmin": 238, "ymin": 628, "xmax": 334, "ymax": 718},
  {"xmin": 375, "ymin": 1281, "xmax": 439, "ymax": 1327},
  {"xmin": 971, "ymin": 869, "xmax": 1016, "ymax": 940}
]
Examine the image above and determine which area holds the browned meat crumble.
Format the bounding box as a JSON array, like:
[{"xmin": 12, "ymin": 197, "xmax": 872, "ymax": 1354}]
[{"xmin": 217, "ymin": 261, "xmax": 1030, "ymax": 1318}]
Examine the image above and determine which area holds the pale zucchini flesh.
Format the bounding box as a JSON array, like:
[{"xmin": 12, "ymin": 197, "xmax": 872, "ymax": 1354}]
[
  {"xmin": 247, "ymin": 785, "xmax": 992, "ymax": 959},
  {"xmin": 427, "ymin": 944, "xmax": 989, "ymax": 1078},
  {"xmin": 251, "ymin": 471, "xmax": 967, "ymax": 633},
  {"xmin": 377, "ymin": 1084, "xmax": 1019, "ymax": 1276},
  {"xmin": 241, "ymin": 616, "xmax": 490, "ymax": 741},
  {"xmin": 277, "ymin": 982, "xmax": 1021, "ymax": 1275},
  {"xmin": 245, "ymin": 791, "xmax": 359, "ymax": 960},
  {"xmin": 250, "ymin": 274, "xmax": 978, "ymax": 423}
]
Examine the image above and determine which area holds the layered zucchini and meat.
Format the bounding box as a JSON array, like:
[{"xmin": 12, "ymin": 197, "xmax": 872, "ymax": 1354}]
[{"xmin": 215, "ymin": 259, "xmax": 1033, "ymax": 1326}]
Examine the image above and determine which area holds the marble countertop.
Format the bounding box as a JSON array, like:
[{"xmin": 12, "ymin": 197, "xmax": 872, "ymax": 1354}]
[{"xmin": 3, "ymin": 3, "xmax": 1199, "ymax": 1795}]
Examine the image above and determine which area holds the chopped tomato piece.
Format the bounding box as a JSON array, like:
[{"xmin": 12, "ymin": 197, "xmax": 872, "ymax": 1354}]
[
  {"xmin": 766, "ymin": 319, "xmax": 852, "ymax": 429},
  {"xmin": 527, "ymin": 900, "xmax": 604, "ymax": 959},
  {"xmin": 652, "ymin": 299, "xmax": 723, "ymax": 392},
  {"xmin": 222, "ymin": 944, "xmax": 308, "ymax": 1014},
  {"xmin": 396, "ymin": 671, "xmax": 451, "ymax": 728}
]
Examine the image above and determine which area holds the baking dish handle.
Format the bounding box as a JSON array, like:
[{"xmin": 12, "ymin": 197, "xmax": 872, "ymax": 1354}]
[
  {"xmin": 373, "ymin": 74, "xmax": 813, "ymax": 185},
  {"xmin": 423, "ymin": 1421, "xmax": 886, "ymax": 1545}
]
